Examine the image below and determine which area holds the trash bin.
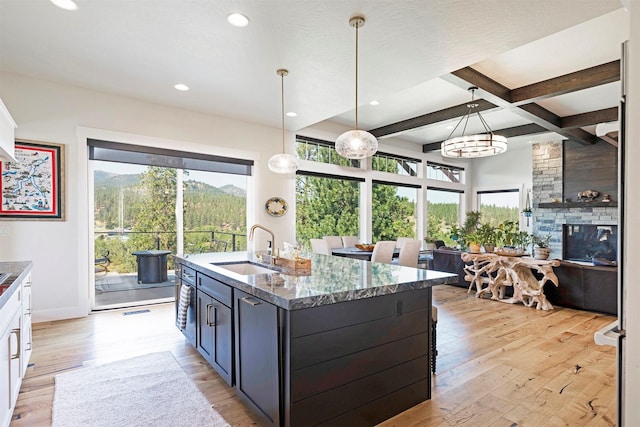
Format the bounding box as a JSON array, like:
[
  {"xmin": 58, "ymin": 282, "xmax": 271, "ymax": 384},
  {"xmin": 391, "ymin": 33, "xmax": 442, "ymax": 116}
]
[{"xmin": 132, "ymin": 250, "xmax": 172, "ymax": 284}]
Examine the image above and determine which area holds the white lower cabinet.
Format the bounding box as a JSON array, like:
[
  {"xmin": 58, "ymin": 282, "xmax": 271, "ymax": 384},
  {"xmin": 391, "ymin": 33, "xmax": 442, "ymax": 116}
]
[
  {"xmin": 0, "ymin": 269, "xmax": 33, "ymax": 427},
  {"xmin": 0, "ymin": 289, "xmax": 21, "ymax": 427},
  {"xmin": 21, "ymin": 274, "xmax": 32, "ymax": 376}
]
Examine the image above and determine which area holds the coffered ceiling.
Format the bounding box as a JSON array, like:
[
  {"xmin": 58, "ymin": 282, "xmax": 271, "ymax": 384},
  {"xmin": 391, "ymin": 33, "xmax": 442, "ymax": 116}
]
[{"xmin": 0, "ymin": 0, "xmax": 628, "ymax": 151}]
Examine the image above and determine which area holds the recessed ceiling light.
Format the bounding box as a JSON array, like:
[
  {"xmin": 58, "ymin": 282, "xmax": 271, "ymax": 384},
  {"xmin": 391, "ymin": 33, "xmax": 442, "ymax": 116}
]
[
  {"xmin": 50, "ymin": 0, "xmax": 78, "ymax": 11},
  {"xmin": 174, "ymin": 83, "xmax": 189, "ymax": 91},
  {"xmin": 369, "ymin": 100, "xmax": 379, "ymax": 106},
  {"xmin": 446, "ymin": 125, "xmax": 454, "ymax": 129},
  {"xmin": 227, "ymin": 13, "xmax": 249, "ymax": 27},
  {"xmin": 286, "ymin": 112, "xmax": 297, "ymax": 117}
]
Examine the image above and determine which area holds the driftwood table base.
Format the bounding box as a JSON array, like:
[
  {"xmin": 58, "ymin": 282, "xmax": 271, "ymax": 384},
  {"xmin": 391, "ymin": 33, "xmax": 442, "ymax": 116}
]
[{"xmin": 461, "ymin": 253, "xmax": 560, "ymax": 310}]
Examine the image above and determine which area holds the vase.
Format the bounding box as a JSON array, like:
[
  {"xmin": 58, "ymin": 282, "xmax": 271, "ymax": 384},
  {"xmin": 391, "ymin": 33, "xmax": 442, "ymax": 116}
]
[
  {"xmin": 534, "ymin": 247, "xmax": 550, "ymax": 260},
  {"xmin": 483, "ymin": 244, "xmax": 495, "ymax": 253},
  {"xmin": 468, "ymin": 243, "xmax": 482, "ymax": 254}
]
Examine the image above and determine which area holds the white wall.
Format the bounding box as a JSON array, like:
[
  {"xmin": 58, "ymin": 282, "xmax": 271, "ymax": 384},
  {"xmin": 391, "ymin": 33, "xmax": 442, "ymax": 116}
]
[
  {"xmin": 623, "ymin": 0, "xmax": 640, "ymax": 424},
  {"xmin": 0, "ymin": 72, "xmax": 298, "ymax": 322}
]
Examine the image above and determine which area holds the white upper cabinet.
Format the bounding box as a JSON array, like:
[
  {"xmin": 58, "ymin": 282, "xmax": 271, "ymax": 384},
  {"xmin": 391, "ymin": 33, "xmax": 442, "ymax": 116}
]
[{"xmin": 0, "ymin": 97, "xmax": 17, "ymax": 162}]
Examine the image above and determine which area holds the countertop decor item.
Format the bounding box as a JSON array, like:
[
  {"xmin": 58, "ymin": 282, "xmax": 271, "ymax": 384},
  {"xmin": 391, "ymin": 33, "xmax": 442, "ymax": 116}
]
[
  {"xmin": 335, "ymin": 16, "xmax": 378, "ymax": 160},
  {"xmin": 355, "ymin": 243, "xmax": 375, "ymax": 251},
  {"xmin": 268, "ymin": 69, "xmax": 298, "ymax": 174},
  {"xmin": 441, "ymin": 87, "xmax": 508, "ymax": 158},
  {"xmin": 265, "ymin": 197, "xmax": 288, "ymax": 216}
]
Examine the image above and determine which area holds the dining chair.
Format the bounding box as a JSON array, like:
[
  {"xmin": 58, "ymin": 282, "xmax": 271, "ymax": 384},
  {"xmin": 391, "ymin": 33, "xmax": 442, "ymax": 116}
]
[
  {"xmin": 395, "ymin": 237, "xmax": 413, "ymax": 248},
  {"xmin": 370, "ymin": 241, "xmax": 396, "ymax": 264},
  {"xmin": 310, "ymin": 238, "xmax": 331, "ymax": 255},
  {"xmin": 323, "ymin": 236, "xmax": 344, "ymax": 249},
  {"xmin": 341, "ymin": 236, "xmax": 358, "ymax": 247},
  {"xmin": 396, "ymin": 239, "xmax": 421, "ymax": 268}
]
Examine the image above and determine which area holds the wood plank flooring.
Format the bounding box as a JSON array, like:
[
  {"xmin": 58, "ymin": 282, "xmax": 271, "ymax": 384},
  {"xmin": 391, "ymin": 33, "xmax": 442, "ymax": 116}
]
[{"xmin": 10, "ymin": 286, "xmax": 617, "ymax": 427}]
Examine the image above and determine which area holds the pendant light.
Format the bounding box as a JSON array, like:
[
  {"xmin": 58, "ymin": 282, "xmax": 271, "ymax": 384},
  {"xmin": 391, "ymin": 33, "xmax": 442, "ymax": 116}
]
[
  {"xmin": 335, "ymin": 16, "xmax": 378, "ymax": 160},
  {"xmin": 268, "ymin": 69, "xmax": 299, "ymax": 174},
  {"xmin": 441, "ymin": 86, "xmax": 507, "ymax": 158}
]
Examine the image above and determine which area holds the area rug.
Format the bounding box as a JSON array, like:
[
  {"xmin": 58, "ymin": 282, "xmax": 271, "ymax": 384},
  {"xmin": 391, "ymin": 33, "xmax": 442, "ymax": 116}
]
[{"xmin": 52, "ymin": 351, "xmax": 229, "ymax": 427}]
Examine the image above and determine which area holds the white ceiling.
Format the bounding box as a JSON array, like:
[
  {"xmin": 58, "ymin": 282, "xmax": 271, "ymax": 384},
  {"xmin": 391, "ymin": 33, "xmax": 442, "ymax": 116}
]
[{"xmin": 0, "ymin": 0, "xmax": 628, "ymax": 148}]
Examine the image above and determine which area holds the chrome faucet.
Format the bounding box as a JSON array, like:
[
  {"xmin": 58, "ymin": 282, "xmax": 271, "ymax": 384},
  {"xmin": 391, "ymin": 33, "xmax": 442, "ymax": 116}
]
[{"xmin": 248, "ymin": 224, "xmax": 276, "ymax": 264}]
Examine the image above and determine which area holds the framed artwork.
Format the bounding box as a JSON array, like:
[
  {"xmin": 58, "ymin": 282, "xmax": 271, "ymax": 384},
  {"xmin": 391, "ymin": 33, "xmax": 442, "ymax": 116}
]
[{"xmin": 0, "ymin": 140, "xmax": 65, "ymax": 220}]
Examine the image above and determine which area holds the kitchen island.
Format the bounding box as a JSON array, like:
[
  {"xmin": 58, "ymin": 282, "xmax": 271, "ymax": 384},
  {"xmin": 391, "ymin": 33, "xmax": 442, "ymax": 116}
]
[{"xmin": 174, "ymin": 251, "xmax": 457, "ymax": 427}]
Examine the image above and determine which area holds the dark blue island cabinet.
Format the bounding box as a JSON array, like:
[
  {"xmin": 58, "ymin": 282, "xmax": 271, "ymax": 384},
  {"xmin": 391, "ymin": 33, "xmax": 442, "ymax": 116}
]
[
  {"xmin": 196, "ymin": 273, "xmax": 233, "ymax": 386},
  {"xmin": 174, "ymin": 253, "xmax": 456, "ymax": 427},
  {"xmin": 234, "ymin": 287, "xmax": 432, "ymax": 427}
]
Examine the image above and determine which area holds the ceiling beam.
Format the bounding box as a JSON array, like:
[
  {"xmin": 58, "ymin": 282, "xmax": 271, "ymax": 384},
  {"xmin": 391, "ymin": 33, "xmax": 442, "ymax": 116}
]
[
  {"xmin": 510, "ymin": 61, "xmax": 620, "ymax": 105},
  {"xmin": 443, "ymin": 67, "xmax": 606, "ymax": 145},
  {"xmin": 369, "ymin": 99, "xmax": 498, "ymax": 138},
  {"xmin": 561, "ymin": 107, "xmax": 618, "ymax": 129}
]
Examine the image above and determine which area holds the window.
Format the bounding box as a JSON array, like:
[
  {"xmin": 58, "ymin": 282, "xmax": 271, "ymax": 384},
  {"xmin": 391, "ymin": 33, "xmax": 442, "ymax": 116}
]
[
  {"xmin": 426, "ymin": 188, "xmax": 462, "ymax": 246},
  {"xmin": 296, "ymin": 135, "xmax": 360, "ymax": 168},
  {"xmin": 372, "ymin": 152, "xmax": 419, "ymax": 176},
  {"xmin": 295, "ymin": 172, "xmax": 361, "ymax": 248},
  {"xmin": 372, "ymin": 181, "xmax": 418, "ymax": 241},
  {"xmin": 426, "ymin": 162, "xmax": 464, "ymax": 183},
  {"xmin": 477, "ymin": 190, "xmax": 519, "ymax": 226}
]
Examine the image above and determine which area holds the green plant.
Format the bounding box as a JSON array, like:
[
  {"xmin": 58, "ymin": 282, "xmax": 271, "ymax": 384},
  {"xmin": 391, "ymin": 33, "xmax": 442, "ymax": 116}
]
[
  {"xmin": 532, "ymin": 233, "xmax": 551, "ymax": 248},
  {"xmin": 424, "ymin": 235, "xmax": 437, "ymax": 244},
  {"xmin": 476, "ymin": 223, "xmax": 497, "ymax": 246}
]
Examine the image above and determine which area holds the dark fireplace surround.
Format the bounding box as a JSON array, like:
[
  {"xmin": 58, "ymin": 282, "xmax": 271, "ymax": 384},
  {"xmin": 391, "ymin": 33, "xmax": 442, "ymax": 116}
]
[{"xmin": 563, "ymin": 224, "xmax": 617, "ymax": 263}]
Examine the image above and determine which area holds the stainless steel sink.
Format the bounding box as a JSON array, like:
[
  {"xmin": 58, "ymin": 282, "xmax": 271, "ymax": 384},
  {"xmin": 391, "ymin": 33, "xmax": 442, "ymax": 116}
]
[{"xmin": 213, "ymin": 262, "xmax": 278, "ymax": 276}]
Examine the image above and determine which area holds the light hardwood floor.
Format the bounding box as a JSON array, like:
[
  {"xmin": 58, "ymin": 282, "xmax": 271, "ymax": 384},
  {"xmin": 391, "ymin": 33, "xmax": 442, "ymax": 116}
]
[{"xmin": 10, "ymin": 286, "xmax": 617, "ymax": 427}]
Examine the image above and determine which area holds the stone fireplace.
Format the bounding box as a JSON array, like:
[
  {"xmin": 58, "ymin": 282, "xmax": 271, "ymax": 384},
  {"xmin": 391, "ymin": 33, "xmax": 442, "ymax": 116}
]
[{"xmin": 531, "ymin": 141, "xmax": 618, "ymax": 260}]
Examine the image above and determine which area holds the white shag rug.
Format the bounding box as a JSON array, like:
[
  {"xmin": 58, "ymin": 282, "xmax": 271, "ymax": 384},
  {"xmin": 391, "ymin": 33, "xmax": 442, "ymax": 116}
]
[{"xmin": 52, "ymin": 351, "xmax": 229, "ymax": 427}]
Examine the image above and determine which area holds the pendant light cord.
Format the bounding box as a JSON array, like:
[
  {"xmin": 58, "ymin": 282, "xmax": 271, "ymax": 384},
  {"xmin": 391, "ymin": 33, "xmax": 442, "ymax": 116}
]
[
  {"xmin": 281, "ymin": 71, "xmax": 285, "ymax": 153},
  {"xmin": 355, "ymin": 20, "xmax": 359, "ymax": 130}
]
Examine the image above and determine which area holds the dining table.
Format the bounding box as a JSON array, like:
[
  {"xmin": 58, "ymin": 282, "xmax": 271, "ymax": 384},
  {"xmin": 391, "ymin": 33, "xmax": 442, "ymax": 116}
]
[{"xmin": 331, "ymin": 246, "xmax": 400, "ymax": 261}]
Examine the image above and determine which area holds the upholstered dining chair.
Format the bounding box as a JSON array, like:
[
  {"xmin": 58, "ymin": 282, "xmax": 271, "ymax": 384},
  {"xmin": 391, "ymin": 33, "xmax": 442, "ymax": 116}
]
[
  {"xmin": 341, "ymin": 236, "xmax": 358, "ymax": 247},
  {"xmin": 310, "ymin": 238, "xmax": 331, "ymax": 255},
  {"xmin": 323, "ymin": 236, "xmax": 344, "ymax": 249},
  {"xmin": 395, "ymin": 237, "xmax": 413, "ymax": 248},
  {"xmin": 396, "ymin": 239, "xmax": 421, "ymax": 268},
  {"xmin": 370, "ymin": 241, "xmax": 396, "ymax": 264}
]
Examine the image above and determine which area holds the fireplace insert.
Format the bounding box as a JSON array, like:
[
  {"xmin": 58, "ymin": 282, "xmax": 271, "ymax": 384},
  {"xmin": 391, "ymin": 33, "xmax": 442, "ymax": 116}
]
[{"xmin": 563, "ymin": 224, "xmax": 617, "ymax": 262}]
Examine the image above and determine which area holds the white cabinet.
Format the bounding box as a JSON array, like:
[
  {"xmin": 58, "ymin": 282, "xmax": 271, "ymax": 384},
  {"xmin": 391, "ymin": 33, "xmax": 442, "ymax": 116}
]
[
  {"xmin": 0, "ymin": 97, "xmax": 17, "ymax": 162},
  {"xmin": 0, "ymin": 268, "xmax": 33, "ymax": 427},
  {"xmin": 20, "ymin": 273, "xmax": 32, "ymax": 376},
  {"xmin": 0, "ymin": 287, "xmax": 21, "ymax": 427}
]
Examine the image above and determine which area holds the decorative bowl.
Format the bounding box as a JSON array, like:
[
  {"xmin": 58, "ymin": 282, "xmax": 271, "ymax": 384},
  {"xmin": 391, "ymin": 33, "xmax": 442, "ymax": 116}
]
[{"xmin": 355, "ymin": 243, "xmax": 376, "ymax": 251}]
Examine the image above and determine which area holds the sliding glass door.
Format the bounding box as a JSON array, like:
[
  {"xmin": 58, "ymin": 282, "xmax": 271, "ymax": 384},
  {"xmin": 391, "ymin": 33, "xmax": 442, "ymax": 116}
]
[{"xmin": 89, "ymin": 141, "xmax": 251, "ymax": 310}]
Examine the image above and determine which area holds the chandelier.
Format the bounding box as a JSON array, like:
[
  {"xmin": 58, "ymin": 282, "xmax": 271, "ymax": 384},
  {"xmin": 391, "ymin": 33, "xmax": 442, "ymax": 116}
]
[
  {"xmin": 268, "ymin": 69, "xmax": 299, "ymax": 174},
  {"xmin": 335, "ymin": 16, "xmax": 378, "ymax": 160},
  {"xmin": 441, "ymin": 86, "xmax": 507, "ymax": 158}
]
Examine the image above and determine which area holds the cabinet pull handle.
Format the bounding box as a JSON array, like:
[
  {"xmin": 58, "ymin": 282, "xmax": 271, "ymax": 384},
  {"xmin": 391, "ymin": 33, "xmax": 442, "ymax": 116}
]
[
  {"xmin": 206, "ymin": 304, "xmax": 217, "ymax": 327},
  {"xmin": 241, "ymin": 296, "xmax": 262, "ymax": 306},
  {"xmin": 10, "ymin": 328, "xmax": 21, "ymax": 360},
  {"xmin": 24, "ymin": 281, "xmax": 32, "ymax": 288}
]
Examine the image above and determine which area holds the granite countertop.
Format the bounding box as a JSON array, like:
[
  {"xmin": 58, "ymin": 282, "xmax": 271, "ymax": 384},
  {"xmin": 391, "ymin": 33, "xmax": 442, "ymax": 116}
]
[
  {"xmin": 175, "ymin": 252, "xmax": 457, "ymax": 310},
  {"xmin": 0, "ymin": 261, "xmax": 33, "ymax": 310}
]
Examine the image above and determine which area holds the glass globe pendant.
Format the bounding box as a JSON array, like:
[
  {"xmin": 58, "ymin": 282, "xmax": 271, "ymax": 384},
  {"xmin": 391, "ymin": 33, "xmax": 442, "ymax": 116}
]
[
  {"xmin": 268, "ymin": 69, "xmax": 298, "ymax": 174},
  {"xmin": 335, "ymin": 16, "xmax": 378, "ymax": 160}
]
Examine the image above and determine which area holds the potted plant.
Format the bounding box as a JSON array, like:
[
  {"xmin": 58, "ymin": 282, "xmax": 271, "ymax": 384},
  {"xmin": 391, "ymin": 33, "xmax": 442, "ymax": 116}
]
[
  {"xmin": 478, "ymin": 223, "xmax": 498, "ymax": 253},
  {"xmin": 532, "ymin": 233, "xmax": 551, "ymax": 259},
  {"xmin": 522, "ymin": 207, "xmax": 532, "ymax": 218},
  {"xmin": 424, "ymin": 235, "xmax": 438, "ymax": 251},
  {"xmin": 465, "ymin": 230, "xmax": 482, "ymax": 253}
]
